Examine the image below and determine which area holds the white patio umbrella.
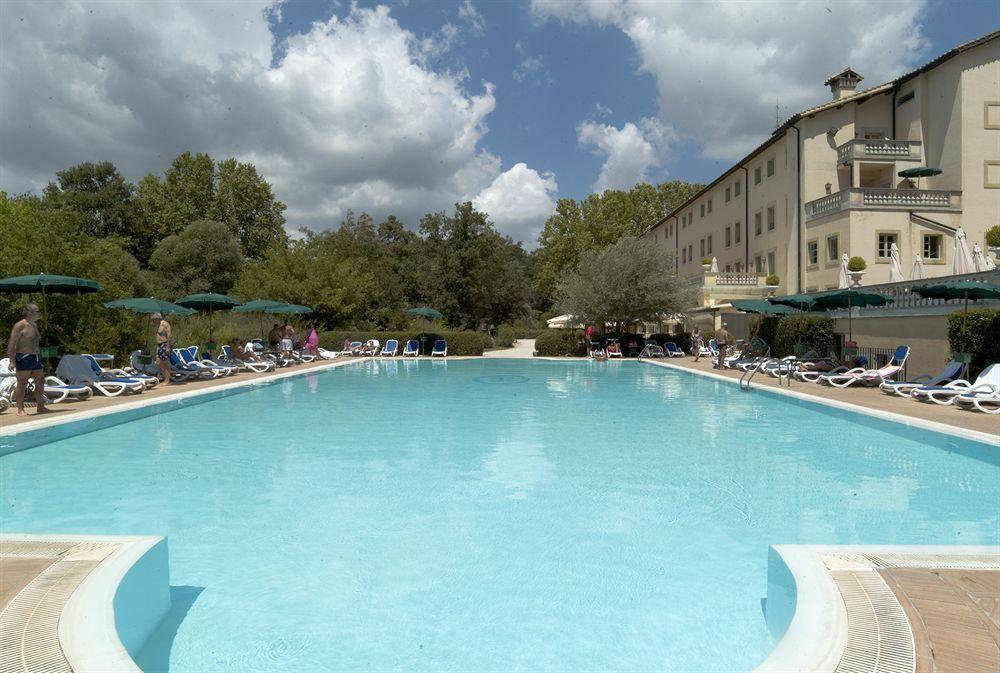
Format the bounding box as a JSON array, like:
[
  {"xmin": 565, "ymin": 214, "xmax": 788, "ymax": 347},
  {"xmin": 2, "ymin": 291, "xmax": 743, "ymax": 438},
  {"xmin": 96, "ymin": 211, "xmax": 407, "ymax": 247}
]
[
  {"xmin": 709, "ymin": 256, "xmax": 719, "ymax": 273},
  {"xmin": 889, "ymin": 242, "xmax": 904, "ymax": 282},
  {"xmin": 952, "ymin": 227, "xmax": 975, "ymax": 275},
  {"xmin": 987, "ymin": 254, "xmax": 997, "ymax": 271},
  {"xmin": 911, "ymin": 254, "xmax": 924, "ymax": 280},
  {"xmin": 971, "ymin": 243, "xmax": 989, "ymax": 272},
  {"xmin": 837, "ymin": 253, "xmax": 850, "ymax": 289}
]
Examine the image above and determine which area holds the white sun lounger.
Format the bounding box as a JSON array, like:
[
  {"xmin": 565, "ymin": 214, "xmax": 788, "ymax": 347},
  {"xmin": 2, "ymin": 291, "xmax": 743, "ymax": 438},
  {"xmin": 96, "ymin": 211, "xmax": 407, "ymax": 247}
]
[{"xmin": 912, "ymin": 363, "xmax": 1000, "ymax": 406}]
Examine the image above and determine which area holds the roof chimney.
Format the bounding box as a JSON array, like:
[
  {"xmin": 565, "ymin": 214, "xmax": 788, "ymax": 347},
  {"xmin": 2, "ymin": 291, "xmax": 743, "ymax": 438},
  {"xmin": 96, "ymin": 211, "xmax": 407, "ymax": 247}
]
[{"xmin": 824, "ymin": 68, "xmax": 863, "ymax": 101}]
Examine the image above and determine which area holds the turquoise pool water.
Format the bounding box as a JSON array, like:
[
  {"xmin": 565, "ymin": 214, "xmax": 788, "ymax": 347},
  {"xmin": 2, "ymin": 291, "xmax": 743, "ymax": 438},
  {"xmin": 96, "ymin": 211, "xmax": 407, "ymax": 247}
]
[{"xmin": 2, "ymin": 359, "xmax": 997, "ymax": 672}]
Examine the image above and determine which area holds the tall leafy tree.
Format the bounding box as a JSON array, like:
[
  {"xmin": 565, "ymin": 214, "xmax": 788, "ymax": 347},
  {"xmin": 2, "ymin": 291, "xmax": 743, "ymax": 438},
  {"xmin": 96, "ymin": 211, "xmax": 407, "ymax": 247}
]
[
  {"xmin": 535, "ymin": 179, "xmax": 703, "ymax": 305},
  {"xmin": 210, "ymin": 158, "xmax": 287, "ymax": 259},
  {"xmin": 149, "ymin": 220, "xmax": 243, "ymax": 296},
  {"xmin": 555, "ymin": 235, "xmax": 696, "ymax": 329}
]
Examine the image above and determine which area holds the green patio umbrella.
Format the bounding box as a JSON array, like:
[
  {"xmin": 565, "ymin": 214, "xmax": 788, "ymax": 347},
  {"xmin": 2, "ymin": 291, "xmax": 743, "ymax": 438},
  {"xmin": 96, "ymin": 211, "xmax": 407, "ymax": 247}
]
[
  {"xmin": 0, "ymin": 274, "xmax": 103, "ymax": 355},
  {"xmin": 404, "ymin": 306, "xmax": 444, "ymax": 319},
  {"xmin": 103, "ymin": 297, "xmax": 195, "ymax": 315},
  {"xmin": 274, "ymin": 303, "xmax": 312, "ymax": 314},
  {"xmin": 767, "ymin": 294, "xmax": 816, "ymax": 311},
  {"xmin": 898, "ymin": 166, "xmax": 942, "ymax": 189},
  {"xmin": 812, "ymin": 289, "xmax": 894, "ymax": 343},
  {"xmin": 730, "ymin": 299, "xmax": 799, "ymax": 315},
  {"xmin": 176, "ymin": 293, "xmax": 242, "ymax": 341},
  {"xmin": 103, "ymin": 297, "xmax": 195, "ymax": 354},
  {"xmin": 233, "ymin": 300, "xmax": 312, "ymax": 339},
  {"xmin": 912, "ymin": 280, "xmax": 1000, "ymax": 316}
]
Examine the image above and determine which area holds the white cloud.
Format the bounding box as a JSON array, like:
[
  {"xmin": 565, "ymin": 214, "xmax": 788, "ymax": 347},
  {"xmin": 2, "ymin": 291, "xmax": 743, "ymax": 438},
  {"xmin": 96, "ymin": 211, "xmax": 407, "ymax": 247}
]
[
  {"xmin": 473, "ymin": 163, "xmax": 558, "ymax": 245},
  {"xmin": 0, "ymin": 1, "xmax": 551, "ymax": 243},
  {"xmin": 577, "ymin": 118, "xmax": 673, "ymax": 191},
  {"xmin": 458, "ymin": 0, "xmax": 485, "ymax": 35},
  {"xmin": 511, "ymin": 56, "xmax": 552, "ymax": 85},
  {"xmin": 534, "ymin": 0, "xmax": 929, "ymax": 161}
]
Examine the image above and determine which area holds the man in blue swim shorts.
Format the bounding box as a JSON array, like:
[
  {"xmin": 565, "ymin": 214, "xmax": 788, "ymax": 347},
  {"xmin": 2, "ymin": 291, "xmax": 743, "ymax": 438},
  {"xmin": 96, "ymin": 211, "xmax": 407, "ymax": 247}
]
[{"xmin": 6, "ymin": 303, "xmax": 47, "ymax": 416}]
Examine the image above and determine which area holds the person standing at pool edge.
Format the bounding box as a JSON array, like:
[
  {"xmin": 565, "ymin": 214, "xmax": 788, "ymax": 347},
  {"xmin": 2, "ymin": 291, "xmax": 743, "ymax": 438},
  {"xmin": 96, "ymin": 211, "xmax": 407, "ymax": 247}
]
[
  {"xmin": 714, "ymin": 322, "xmax": 730, "ymax": 369},
  {"xmin": 153, "ymin": 312, "xmax": 172, "ymax": 386},
  {"xmin": 691, "ymin": 327, "xmax": 702, "ymax": 361},
  {"xmin": 6, "ymin": 303, "xmax": 46, "ymax": 416}
]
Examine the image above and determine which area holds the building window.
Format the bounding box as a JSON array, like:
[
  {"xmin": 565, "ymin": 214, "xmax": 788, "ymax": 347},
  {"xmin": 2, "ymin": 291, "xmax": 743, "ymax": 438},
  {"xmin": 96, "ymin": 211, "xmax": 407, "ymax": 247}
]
[
  {"xmin": 877, "ymin": 233, "xmax": 898, "ymax": 259},
  {"xmin": 725, "ymin": 187, "xmax": 731, "ymax": 202},
  {"xmin": 767, "ymin": 252, "xmax": 776, "ymax": 274},
  {"xmin": 700, "ymin": 204, "xmax": 705, "ymax": 218},
  {"xmin": 700, "ymin": 238, "xmax": 705, "ymax": 257},
  {"xmin": 766, "ymin": 158, "xmax": 775, "ymax": 177},
  {"xmin": 725, "ymin": 264, "xmax": 732, "ymax": 272},
  {"xmin": 754, "ymin": 211, "xmax": 762, "ymax": 236},
  {"xmin": 735, "ymin": 261, "xmax": 742, "ymax": 272},
  {"xmin": 923, "ymin": 234, "xmax": 942, "ymax": 259},
  {"xmin": 807, "ymin": 241, "xmax": 818, "ymax": 265},
  {"xmin": 754, "ymin": 166, "xmax": 762, "ymax": 185},
  {"xmin": 682, "ymin": 248, "xmax": 687, "ymax": 264},
  {"xmin": 688, "ymin": 244, "xmax": 693, "ymax": 262},
  {"xmin": 707, "ymin": 235, "xmax": 713, "ymax": 254},
  {"xmin": 734, "ymin": 180, "xmax": 741, "ymax": 196},
  {"xmin": 755, "ymin": 256, "xmax": 764, "ymax": 273},
  {"xmin": 725, "ymin": 226, "xmax": 731, "ymax": 247},
  {"xmin": 827, "ymin": 235, "xmax": 839, "ymax": 262},
  {"xmin": 707, "ymin": 199, "xmax": 713, "ymax": 213},
  {"xmin": 668, "ymin": 224, "xmax": 673, "ymax": 237},
  {"xmin": 734, "ymin": 222, "xmax": 741, "ymax": 244},
  {"xmin": 767, "ymin": 206, "xmax": 775, "ymax": 231}
]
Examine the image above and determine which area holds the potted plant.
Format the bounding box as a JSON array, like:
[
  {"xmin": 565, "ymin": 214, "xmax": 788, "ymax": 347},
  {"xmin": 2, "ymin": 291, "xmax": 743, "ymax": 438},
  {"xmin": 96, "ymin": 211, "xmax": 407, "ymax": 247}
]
[
  {"xmin": 986, "ymin": 225, "xmax": 1000, "ymax": 261},
  {"xmin": 847, "ymin": 256, "xmax": 867, "ymax": 287},
  {"xmin": 765, "ymin": 273, "xmax": 780, "ymax": 287},
  {"xmin": 701, "ymin": 257, "xmax": 712, "ymax": 271}
]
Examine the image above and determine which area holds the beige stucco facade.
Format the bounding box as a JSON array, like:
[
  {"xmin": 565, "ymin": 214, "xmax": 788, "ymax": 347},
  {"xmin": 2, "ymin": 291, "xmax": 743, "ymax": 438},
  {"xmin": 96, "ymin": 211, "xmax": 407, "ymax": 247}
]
[{"xmin": 643, "ymin": 31, "xmax": 1000, "ymax": 301}]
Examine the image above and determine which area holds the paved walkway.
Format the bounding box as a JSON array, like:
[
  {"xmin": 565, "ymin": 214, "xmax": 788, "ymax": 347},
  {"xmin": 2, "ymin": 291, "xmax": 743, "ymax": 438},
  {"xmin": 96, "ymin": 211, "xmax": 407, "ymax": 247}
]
[
  {"xmin": 483, "ymin": 339, "xmax": 536, "ymax": 358},
  {"xmin": 0, "ymin": 357, "xmax": 358, "ymax": 430},
  {"xmin": 646, "ymin": 356, "xmax": 999, "ymax": 439}
]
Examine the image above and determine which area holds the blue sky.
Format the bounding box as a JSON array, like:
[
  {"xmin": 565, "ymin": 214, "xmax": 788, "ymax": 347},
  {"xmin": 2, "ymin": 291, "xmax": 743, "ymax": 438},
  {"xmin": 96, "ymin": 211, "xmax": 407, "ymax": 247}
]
[{"xmin": 1, "ymin": 0, "xmax": 997, "ymax": 244}]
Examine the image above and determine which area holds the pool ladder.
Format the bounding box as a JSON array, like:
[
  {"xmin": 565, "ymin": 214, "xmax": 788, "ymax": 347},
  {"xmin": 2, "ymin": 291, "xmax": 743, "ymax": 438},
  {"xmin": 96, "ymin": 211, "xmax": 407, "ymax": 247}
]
[{"xmin": 740, "ymin": 358, "xmax": 795, "ymax": 391}]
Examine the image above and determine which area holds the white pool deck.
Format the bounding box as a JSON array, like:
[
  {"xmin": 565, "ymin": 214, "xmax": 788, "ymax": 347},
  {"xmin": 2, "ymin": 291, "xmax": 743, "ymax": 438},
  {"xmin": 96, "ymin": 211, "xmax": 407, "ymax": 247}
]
[{"xmin": 1, "ymin": 353, "xmax": 997, "ymax": 672}]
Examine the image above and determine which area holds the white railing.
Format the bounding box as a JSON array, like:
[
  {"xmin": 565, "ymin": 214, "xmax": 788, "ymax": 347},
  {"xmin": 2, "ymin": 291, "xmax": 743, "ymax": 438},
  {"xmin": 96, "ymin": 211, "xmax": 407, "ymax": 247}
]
[
  {"xmin": 837, "ymin": 139, "xmax": 922, "ymax": 163},
  {"xmin": 714, "ymin": 273, "xmax": 761, "ymax": 286},
  {"xmin": 805, "ymin": 188, "xmax": 962, "ymax": 220},
  {"xmin": 803, "ymin": 270, "xmax": 1000, "ymax": 312}
]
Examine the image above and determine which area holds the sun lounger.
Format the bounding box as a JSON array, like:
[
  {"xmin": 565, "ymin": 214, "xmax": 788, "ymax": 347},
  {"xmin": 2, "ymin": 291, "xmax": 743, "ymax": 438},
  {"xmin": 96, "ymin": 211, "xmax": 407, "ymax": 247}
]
[
  {"xmin": 83, "ymin": 354, "xmax": 156, "ymax": 389},
  {"xmin": 168, "ymin": 351, "xmax": 215, "ymax": 379},
  {"xmin": 316, "ymin": 347, "xmax": 342, "ymax": 360},
  {"xmin": 663, "ymin": 342, "xmax": 685, "ymax": 358},
  {"xmin": 177, "ymin": 347, "xmax": 234, "ymax": 377},
  {"xmin": 606, "ymin": 339, "xmax": 622, "ymax": 358},
  {"xmin": 879, "ymin": 361, "xmax": 964, "ymax": 397},
  {"xmin": 78, "ymin": 355, "xmax": 147, "ymax": 393},
  {"xmin": 53, "ymin": 355, "xmax": 136, "ymax": 396},
  {"xmin": 911, "ymin": 364, "xmax": 1000, "ymax": 406},
  {"xmin": 431, "ymin": 339, "xmax": 448, "ymax": 357},
  {"xmin": 954, "ymin": 388, "xmax": 1000, "ymax": 414},
  {"xmin": 360, "ymin": 339, "xmax": 380, "ymax": 356},
  {"xmin": 219, "ymin": 345, "xmax": 273, "ymax": 373},
  {"xmin": 402, "ymin": 340, "xmax": 420, "ymax": 357},
  {"xmin": 818, "ymin": 345, "xmax": 909, "ymax": 388},
  {"xmin": 380, "ymin": 339, "xmax": 399, "ymax": 356}
]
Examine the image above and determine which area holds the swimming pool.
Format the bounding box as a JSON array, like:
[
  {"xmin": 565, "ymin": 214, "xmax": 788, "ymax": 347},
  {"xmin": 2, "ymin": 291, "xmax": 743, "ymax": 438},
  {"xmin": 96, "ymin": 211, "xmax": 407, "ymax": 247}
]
[{"xmin": 2, "ymin": 359, "xmax": 997, "ymax": 671}]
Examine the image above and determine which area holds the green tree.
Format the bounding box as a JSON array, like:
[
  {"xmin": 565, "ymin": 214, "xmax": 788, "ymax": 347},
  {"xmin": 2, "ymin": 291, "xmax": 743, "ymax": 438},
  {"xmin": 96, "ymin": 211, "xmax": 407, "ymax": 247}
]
[
  {"xmin": 535, "ymin": 179, "xmax": 702, "ymax": 305},
  {"xmin": 555, "ymin": 235, "xmax": 696, "ymax": 328},
  {"xmin": 210, "ymin": 158, "xmax": 287, "ymax": 259},
  {"xmin": 149, "ymin": 220, "xmax": 243, "ymax": 296},
  {"xmin": 135, "ymin": 152, "xmax": 286, "ymax": 259}
]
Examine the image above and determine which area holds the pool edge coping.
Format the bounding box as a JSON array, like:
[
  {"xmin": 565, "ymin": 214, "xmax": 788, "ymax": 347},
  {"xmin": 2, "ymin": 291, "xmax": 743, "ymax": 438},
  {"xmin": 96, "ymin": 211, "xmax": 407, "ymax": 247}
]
[
  {"xmin": 0, "ymin": 533, "xmax": 167, "ymax": 673},
  {"xmin": 754, "ymin": 544, "xmax": 1000, "ymax": 673},
  {"xmin": 642, "ymin": 359, "xmax": 999, "ymax": 446}
]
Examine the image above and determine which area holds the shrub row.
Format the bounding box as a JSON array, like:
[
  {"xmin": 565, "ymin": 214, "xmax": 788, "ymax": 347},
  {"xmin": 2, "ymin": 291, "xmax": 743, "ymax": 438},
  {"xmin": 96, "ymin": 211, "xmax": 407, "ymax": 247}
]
[
  {"xmin": 773, "ymin": 316, "xmax": 836, "ymax": 357},
  {"xmin": 534, "ymin": 329, "xmax": 588, "ymax": 357},
  {"xmin": 319, "ymin": 330, "xmax": 492, "ymax": 356},
  {"xmin": 947, "ymin": 308, "xmax": 1000, "ymax": 378}
]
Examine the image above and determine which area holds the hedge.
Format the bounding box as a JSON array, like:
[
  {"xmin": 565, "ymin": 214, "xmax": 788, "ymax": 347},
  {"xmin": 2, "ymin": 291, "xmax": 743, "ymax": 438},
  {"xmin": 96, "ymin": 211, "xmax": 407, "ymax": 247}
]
[
  {"xmin": 947, "ymin": 308, "xmax": 1000, "ymax": 378},
  {"xmin": 534, "ymin": 329, "xmax": 588, "ymax": 357},
  {"xmin": 320, "ymin": 330, "xmax": 493, "ymax": 356},
  {"xmin": 773, "ymin": 316, "xmax": 836, "ymax": 357}
]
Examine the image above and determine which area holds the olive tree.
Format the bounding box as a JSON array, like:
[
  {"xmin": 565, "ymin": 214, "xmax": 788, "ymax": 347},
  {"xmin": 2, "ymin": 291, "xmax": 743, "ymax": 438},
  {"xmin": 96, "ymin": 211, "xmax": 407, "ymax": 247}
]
[{"xmin": 555, "ymin": 235, "xmax": 696, "ymax": 328}]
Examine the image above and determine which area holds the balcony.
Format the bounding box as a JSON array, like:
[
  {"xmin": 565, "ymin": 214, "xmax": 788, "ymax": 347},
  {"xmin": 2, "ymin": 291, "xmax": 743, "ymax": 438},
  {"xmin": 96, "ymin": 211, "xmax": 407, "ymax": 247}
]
[
  {"xmin": 837, "ymin": 139, "xmax": 922, "ymax": 164},
  {"xmin": 804, "ymin": 188, "xmax": 962, "ymax": 221}
]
